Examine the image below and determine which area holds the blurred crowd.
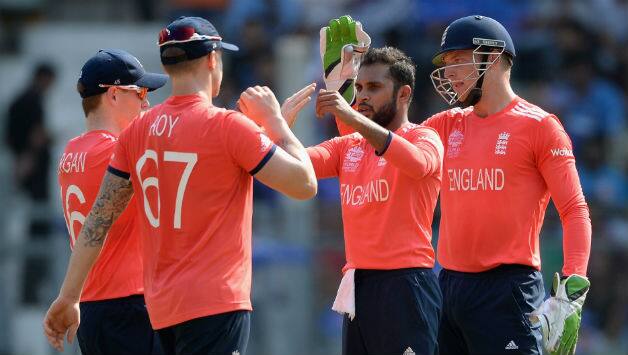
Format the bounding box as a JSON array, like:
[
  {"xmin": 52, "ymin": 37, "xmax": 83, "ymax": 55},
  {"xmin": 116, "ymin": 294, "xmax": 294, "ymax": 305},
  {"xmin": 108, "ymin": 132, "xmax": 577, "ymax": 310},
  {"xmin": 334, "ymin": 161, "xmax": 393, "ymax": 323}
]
[{"xmin": 2, "ymin": 0, "xmax": 627, "ymax": 354}]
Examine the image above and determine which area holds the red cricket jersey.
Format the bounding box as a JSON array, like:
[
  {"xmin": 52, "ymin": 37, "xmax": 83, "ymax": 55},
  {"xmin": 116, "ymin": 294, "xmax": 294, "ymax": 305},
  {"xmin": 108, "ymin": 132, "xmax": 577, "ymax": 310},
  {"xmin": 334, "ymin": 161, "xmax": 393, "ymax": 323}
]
[
  {"xmin": 109, "ymin": 94, "xmax": 276, "ymax": 329},
  {"xmin": 58, "ymin": 130, "xmax": 143, "ymax": 301},
  {"xmin": 309, "ymin": 123, "xmax": 443, "ymax": 272},
  {"xmin": 422, "ymin": 97, "xmax": 591, "ymax": 275}
]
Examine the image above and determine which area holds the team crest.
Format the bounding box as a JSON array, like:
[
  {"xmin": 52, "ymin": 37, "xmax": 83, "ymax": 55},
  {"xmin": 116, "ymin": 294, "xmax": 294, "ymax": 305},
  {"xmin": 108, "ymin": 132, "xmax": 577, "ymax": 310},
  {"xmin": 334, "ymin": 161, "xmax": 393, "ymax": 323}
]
[{"xmin": 495, "ymin": 132, "xmax": 510, "ymax": 155}]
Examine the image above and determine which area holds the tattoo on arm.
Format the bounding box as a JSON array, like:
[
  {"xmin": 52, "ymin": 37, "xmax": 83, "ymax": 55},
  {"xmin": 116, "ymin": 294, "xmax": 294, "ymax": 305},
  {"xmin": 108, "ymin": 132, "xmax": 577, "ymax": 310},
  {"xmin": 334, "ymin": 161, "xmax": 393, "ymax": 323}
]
[{"xmin": 81, "ymin": 172, "xmax": 133, "ymax": 247}]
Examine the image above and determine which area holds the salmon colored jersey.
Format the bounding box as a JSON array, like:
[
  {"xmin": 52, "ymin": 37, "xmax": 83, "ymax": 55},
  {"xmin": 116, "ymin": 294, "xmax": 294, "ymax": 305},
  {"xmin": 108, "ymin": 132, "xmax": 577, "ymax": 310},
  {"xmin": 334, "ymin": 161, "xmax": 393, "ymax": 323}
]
[
  {"xmin": 422, "ymin": 97, "xmax": 591, "ymax": 275},
  {"xmin": 108, "ymin": 94, "xmax": 276, "ymax": 329},
  {"xmin": 58, "ymin": 130, "xmax": 143, "ymax": 302},
  {"xmin": 308, "ymin": 123, "xmax": 443, "ymax": 272}
]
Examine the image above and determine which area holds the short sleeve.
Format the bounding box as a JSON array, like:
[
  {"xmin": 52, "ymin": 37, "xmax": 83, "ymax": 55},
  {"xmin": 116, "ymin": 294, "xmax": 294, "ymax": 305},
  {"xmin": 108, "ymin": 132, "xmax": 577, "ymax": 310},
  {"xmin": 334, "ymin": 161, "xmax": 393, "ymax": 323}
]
[
  {"xmin": 221, "ymin": 112, "xmax": 277, "ymax": 175},
  {"xmin": 108, "ymin": 129, "xmax": 131, "ymax": 180},
  {"xmin": 307, "ymin": 136, "xmax": 347, "ymax": 179}
]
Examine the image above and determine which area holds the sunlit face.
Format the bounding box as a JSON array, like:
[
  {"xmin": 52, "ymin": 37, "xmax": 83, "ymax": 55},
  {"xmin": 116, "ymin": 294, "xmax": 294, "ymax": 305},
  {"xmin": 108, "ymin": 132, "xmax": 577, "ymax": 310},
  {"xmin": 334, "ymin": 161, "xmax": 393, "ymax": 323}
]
[
  {"xmin": 441, "ymin": 50, "xmax": 479, "ymax": 101},
  {"xmin": 355, "ymin": 63, "xmax": 398, "ymax": 128},
  {"xmin": 111, "ymin": 87, "xmax": 149, "ymax": 126}
]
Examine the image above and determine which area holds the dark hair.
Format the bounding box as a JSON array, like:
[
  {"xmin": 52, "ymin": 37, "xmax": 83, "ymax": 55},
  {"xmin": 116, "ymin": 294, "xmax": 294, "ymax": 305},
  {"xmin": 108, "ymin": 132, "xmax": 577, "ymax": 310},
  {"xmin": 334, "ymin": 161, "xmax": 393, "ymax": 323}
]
[
  {"xmin": 34, "ymin": 62, "xmax": 56, "ymax": 79},
  {"xmin": 361, "ymin": 47, "xmax": 416, "ymax": 102}
]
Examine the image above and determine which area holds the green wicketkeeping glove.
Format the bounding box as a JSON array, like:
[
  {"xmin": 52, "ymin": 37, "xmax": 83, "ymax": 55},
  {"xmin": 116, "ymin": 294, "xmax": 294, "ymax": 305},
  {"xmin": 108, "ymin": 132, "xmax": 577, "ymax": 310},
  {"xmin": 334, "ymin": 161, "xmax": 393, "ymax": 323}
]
[
  {"xmin": 319, "ymin": 15, "xmax": 371, "ymax": 105},
  {"xmin": 530, "ymin": 273, "xmax": 590, "ymax": 355}
]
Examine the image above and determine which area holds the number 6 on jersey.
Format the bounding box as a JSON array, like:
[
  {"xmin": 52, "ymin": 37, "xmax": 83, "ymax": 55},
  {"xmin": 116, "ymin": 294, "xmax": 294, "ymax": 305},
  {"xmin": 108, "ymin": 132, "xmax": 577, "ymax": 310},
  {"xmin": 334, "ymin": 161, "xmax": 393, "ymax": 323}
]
[{"xmin": 136, "ymin": 149, "xmax": 198, "ymax": 229}]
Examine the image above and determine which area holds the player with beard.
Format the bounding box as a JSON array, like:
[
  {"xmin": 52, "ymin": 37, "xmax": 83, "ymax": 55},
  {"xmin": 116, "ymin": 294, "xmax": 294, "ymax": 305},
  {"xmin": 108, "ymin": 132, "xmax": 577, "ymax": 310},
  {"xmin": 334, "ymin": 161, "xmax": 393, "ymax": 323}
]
[{"xmin": 283, "ymin": 47, "xmax": 444, "ymax": 355}]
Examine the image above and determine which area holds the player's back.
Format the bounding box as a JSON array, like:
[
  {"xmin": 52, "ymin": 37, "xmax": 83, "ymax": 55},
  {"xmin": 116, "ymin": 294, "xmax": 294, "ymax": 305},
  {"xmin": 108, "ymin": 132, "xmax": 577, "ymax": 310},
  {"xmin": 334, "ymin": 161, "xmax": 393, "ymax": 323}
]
[
  {"xmin": 110, "ymin": 93, "xmax": 275, "ymax": 329},
  {"xmin": 58, "ymin": 130, "xmax": 143, "ymax": 301}
]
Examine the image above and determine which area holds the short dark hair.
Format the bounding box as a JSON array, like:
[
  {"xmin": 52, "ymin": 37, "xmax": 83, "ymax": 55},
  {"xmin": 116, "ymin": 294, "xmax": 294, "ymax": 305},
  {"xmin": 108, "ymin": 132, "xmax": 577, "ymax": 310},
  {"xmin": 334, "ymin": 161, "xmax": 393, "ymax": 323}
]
[
  {"xmin": 361, "ymin": 47, "xmax": 416, "ymax": 102},
  {"xmin": 34, "ymin": 62, "xmax": 56, "ymax": 79}
]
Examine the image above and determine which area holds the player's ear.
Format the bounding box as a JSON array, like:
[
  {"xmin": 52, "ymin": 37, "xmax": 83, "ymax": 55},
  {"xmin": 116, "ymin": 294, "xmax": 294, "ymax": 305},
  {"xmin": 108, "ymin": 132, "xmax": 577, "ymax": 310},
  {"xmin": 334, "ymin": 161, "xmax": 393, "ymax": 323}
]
[
  {"xmin": 207, "ymin": 51, "xmax": 218, "ymax": 70},
  {"xmin": 397, "ymin": 85, "xmax": 412, "ymax": 105},
  {"xmin": 104, "ymin": 87, "xmax": 117, "ymax": 105}
]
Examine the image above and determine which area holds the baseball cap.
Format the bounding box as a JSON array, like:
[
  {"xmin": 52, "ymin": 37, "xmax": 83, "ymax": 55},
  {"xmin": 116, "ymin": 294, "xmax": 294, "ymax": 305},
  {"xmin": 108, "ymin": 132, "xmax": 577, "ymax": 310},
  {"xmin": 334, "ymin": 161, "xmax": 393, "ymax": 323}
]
[
  {"xmin": 78, "ymin": 49, "xmax": 168, "ymax": 98},
  {"xmin": 158, "ymin": 16, "xmax": 239, "ymax": 65}
]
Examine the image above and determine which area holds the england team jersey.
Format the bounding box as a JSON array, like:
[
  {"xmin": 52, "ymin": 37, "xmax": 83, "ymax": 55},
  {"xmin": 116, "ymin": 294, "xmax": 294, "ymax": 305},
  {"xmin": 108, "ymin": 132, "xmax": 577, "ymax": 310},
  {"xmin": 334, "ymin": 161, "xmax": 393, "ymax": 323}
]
[
  {"xmin": 423, "ymin": 97, "xmax": 591, "ymax": 275},
  {"xmin": 309, "ymin": 123, "xmax": 443, "ymax": 272},
  {"xmin": 109, "ymin": 94, "xmax": 276, "ymax": 329},
  {"xmin": 58, "ymin": 130, "xmax": 143, "ymax": 302}
]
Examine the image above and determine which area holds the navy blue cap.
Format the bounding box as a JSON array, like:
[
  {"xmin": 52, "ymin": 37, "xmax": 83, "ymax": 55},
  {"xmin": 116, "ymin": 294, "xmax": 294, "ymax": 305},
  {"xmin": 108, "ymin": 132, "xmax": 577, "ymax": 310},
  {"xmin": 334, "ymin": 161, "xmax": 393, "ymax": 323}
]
[
  {"xmin": 159, "ymin": 16, "xmax": 239, "ymax": 65},
  {"xmin": 433, "ymin": 15, "xmax": 516, "ymax": 66},
  {"xmin": 78, "ymin": 49, "xmax": 168, "ymax": 98}
]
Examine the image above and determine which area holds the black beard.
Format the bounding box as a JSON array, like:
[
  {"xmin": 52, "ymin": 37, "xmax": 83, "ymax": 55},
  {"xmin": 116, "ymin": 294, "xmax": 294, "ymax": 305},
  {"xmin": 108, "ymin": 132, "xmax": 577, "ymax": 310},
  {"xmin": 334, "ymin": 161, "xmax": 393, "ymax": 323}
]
[{"xmin": 371, "ymin": 99, "xmax": 397, "ymax": 128}]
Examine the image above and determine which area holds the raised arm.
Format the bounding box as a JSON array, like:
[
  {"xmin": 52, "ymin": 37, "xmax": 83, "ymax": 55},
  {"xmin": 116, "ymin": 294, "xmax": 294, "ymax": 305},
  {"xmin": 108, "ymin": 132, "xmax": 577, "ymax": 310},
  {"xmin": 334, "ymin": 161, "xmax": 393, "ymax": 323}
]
[
  {"xmin": 238, "ymin": 86, "xmax": 317, "ymax": 200},
  {"xmin": 316, "ymin": 90, "xmax": 442, "ymax": 179}
]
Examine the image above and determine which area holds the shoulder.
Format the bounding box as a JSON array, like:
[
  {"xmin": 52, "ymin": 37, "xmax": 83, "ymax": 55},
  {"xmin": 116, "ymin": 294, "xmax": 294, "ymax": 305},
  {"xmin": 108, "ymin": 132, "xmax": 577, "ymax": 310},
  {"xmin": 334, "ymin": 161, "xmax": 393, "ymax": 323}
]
[
  {"xmin": 402, "ymin": 122, "xmax": 439, "ymax": 136},
  {"xmin": 510, "ymin": 99, "xmax": 567, "ymax": 134},
  {"xmin": 421, "ymin": 107, "xmax": 472, "ymax": 137},
  {"xmin": 510, "ymin": 99, "xmax": 553, "ymax": 124},
  {"xmin": 401, "ymin": 123, "xmax": 444, "ymax": 154},
  {"xmin": 425, "ymin": 106, "xmax": 472, "ymax": 123}
]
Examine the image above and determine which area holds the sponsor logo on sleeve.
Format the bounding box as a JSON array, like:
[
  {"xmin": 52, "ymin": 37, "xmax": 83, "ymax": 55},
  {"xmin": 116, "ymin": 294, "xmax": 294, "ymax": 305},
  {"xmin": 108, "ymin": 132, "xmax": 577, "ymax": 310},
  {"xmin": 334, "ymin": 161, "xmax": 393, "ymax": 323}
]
[{"xmin": 550, "ymin": 148, "xmax": 573, "ymax": 157}]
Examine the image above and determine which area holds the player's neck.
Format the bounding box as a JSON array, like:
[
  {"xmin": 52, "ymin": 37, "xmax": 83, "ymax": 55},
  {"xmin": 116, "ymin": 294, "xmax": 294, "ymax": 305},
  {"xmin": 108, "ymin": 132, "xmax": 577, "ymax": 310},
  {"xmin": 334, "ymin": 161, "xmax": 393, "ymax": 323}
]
[
  {"xmin": 472, "ymin": 80, "xmax": 517, "ymax": 118},
  {"xmin": 170, "ymin": 75, "xmax": 213, "ymax": 105},
  {"xmin": 85, "ymin": 112, "xmax": 123, "ymax": 134},
  {"xmin": 386, "ymin": 112, "xmax": 409, "ymax": 132}
]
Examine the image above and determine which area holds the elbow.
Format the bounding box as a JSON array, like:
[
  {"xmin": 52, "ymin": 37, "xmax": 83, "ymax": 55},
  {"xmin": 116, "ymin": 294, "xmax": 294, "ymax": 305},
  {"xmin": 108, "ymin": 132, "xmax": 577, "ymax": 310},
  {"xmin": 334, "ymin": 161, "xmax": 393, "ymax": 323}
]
[
  {"xmin": 291, "ymin": 175, "xmax": 318, "ymax": 200},
  {"xmin": 287, "ymin": 168, "xmax": 318, "ymax": 200}
]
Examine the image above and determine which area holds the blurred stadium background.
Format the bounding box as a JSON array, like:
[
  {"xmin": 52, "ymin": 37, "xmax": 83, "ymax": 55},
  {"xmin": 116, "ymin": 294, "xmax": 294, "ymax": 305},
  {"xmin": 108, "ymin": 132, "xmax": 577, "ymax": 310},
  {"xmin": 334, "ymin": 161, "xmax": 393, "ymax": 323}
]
[{"xmin": 1, "ymin": 0, "xmax": 627, "ymax": 354}]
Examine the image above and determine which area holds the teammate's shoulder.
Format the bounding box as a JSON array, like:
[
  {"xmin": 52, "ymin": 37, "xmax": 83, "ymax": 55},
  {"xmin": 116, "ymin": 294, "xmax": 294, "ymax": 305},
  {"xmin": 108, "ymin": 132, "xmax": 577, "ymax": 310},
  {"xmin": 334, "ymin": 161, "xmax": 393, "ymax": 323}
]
[
  {"xmin": 67, "ymin": 130, "xmax": 117, "ymax": 149},
  {"xmin": 402, "ymin": 122, "xmax": 441, "ymax": 138},
  {"xmin": 441, "ymin": 106, "xmax": 473, "ymax": 120},
  {"xmin": 510, "ymin": 98, "xmax": 554, "ymax": 124},
  {"xmin": 341, "ymin": 131, "xmax": 364, "ymax": 143},
  {"xmin": 424, "ymin": 106, "xmax": 472, "ymax": 125}
]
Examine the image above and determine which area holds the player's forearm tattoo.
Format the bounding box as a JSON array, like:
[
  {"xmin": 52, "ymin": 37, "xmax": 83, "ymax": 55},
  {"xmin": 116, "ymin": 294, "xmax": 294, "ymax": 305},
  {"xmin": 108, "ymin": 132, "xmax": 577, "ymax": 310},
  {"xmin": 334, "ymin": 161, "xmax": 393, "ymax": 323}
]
[{"xmin": 81, "ymin": 172, "xmax": 133, "ymax": 247}]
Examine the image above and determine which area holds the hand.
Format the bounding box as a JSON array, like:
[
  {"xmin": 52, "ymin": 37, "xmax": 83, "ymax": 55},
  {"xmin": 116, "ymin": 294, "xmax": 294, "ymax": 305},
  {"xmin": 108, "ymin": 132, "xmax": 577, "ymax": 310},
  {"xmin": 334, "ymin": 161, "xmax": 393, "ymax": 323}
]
[
  {"xmin": 238, "ymin": 86, "xmax": 283, "ymax": 128},
  {"xmin": 316, "ymin": 90, "xmax": 356, "ymax": 123},
  {"xmin": 43, "ymin": 296, "xmax": 80, "ymax": 352},
  {"xmin": 530, "ymin": 273, "xmax": 590, "ymax": 355},
  {"xmin": 320, "ymin": 15, "xmax": 371, "ymax": 104},
  {"xmin": 281, "ymin": 83, "xmax": 316, "ymax": 127}
]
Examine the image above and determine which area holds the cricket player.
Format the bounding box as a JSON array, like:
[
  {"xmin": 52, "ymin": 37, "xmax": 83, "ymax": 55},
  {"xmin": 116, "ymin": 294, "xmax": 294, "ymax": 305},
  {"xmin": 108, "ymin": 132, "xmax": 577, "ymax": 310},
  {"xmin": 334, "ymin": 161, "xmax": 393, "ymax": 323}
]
[
  {"xmin": 44, "ymin": 16, "xmax": 317, "ymax": 355},
  {"xmin": 283, "ymin": 17, "xmax": 444, "ymax": 355},
  {"xmin": 424, "ymin": 15, "xmax": 592, "ymax": 355},
  {"xmin": 57, "ymin": 49, "xmax": 166, "ymax": 355}
]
